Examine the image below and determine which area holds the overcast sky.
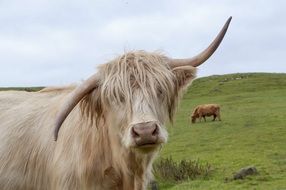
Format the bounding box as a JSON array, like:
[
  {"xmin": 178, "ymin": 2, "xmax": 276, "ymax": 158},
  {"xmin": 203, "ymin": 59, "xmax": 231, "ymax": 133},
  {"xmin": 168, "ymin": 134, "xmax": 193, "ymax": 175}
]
[{"xmin": 0, "ymin": 0, "xmax": 285, "ymax": 87}]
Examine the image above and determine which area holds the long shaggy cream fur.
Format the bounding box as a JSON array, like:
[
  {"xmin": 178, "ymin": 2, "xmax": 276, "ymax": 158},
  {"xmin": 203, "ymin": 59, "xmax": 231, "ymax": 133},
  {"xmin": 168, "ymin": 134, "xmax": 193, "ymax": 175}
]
[{"xmin": 0, "ymin": 51, "xmax": 196, "ymax": 190}]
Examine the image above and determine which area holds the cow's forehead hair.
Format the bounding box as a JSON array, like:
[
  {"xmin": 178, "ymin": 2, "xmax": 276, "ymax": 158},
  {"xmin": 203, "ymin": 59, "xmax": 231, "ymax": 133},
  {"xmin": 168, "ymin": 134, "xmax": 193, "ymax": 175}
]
[{"xmin": 98, "ymin": 50, "xmax": 179, "ymax": 121}]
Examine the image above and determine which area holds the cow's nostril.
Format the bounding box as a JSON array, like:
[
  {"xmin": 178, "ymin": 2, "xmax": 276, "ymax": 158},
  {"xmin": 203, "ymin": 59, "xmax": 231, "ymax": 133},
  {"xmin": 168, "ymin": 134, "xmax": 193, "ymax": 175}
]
[
  {"xmin": 152, "ymin": 125, "xmax": 159, "ymax": 136},
  {"xmin": 131, "ymin": 127, "xmax": 140, "ymax": 137}
]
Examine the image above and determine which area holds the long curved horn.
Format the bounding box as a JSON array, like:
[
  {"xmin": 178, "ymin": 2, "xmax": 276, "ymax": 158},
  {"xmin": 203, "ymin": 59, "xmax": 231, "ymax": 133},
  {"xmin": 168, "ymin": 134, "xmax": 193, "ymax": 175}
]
[
  {"xmin": 169, "ymin": 16, "xmax": 232, "ymax": 68},
  {"xmin": 54, "ymin": 74, "xmax": 100, "ymax": 141}
]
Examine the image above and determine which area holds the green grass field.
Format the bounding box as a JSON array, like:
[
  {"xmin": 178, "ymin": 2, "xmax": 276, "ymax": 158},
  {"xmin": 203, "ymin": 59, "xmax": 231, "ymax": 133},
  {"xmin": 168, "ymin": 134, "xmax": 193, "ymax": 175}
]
[
  {"xmin": 157, "ymin": 73, "xmax": 286, "ymax": 190},
  {"xmin": 1, "ymin": 73, "xmax": 286, "ymax": 190}
]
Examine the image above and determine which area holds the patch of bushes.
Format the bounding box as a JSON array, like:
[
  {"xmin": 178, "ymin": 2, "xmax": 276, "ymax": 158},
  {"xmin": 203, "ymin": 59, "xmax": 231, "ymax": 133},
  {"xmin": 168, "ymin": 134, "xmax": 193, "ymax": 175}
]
[
  {"xmin": 153, "ymin": 157, "xmax": 212, "ymax": 182},
  {"xmin": 0, "ymin": 87, "xmax": 44, "ymax": 92}
]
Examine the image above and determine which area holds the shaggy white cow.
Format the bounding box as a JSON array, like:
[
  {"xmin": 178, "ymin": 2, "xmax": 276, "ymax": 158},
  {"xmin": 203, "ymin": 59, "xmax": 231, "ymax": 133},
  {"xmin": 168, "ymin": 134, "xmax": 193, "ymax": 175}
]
[{"xmin": 0, "ymin": 17, "xmax": 231, "ymax": 190}]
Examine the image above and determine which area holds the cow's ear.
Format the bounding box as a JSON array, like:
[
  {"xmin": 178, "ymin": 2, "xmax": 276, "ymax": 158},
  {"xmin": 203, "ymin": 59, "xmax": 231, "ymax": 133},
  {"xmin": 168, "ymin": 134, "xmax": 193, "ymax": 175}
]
[{"xmin": 172, "ymin": 66, "xmax": 197, "ymax": 90}]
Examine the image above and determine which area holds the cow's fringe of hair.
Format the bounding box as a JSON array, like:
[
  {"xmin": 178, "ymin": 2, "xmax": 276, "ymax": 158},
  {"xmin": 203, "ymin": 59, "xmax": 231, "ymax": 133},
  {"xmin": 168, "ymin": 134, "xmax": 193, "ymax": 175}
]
[{"xmin": 80, "ymin": 50, "xmax": 181, "ymax": 124}]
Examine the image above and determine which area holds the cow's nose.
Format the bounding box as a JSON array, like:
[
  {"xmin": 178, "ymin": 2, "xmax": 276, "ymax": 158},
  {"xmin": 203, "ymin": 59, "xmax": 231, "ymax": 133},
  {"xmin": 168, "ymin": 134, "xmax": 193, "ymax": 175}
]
[{"xmin": 131, "ymin": 121, "xmax": 159, "ymax": 146}]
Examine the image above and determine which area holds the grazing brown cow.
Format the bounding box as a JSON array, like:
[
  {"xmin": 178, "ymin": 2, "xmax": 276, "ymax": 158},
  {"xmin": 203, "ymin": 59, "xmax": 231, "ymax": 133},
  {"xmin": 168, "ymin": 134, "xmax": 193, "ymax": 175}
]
[
  {"xmin": 191, "ymin": 104, "xmax": 221, "ymax": 123},
  {"xmin": 0, "ymin": 17, "xmax": 231, "ymax": 190}
]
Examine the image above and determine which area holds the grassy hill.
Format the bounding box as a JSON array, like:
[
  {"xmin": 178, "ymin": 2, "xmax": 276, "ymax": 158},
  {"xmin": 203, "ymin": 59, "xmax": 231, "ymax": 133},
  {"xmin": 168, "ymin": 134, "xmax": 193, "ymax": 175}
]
[
  {"xmin": 1, "ymin": 73, "xmax": 286, "ymax": 189},
  {"xmin": 157, "ymin": 73, "xmax": 286, "ymax": 189}
]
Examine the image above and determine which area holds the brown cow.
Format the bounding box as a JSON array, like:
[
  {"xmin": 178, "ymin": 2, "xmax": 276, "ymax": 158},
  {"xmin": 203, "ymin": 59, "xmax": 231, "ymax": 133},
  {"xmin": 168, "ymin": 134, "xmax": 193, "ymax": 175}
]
[
  {"xmin": 191, "ymin": 104, "xmax": 221, "ymax": 123},
  {"xmin": 0, "ymin": 17, "xmax": 231, "ymax": 190}
]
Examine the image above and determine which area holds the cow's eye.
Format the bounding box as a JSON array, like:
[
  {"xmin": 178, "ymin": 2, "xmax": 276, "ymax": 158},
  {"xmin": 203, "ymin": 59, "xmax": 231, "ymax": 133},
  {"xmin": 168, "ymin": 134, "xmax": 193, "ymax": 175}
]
[
  {"xmin": 157, "ymin": 88, "xmax": 164, "ymax": 98},
  {"xmin": 119, "ymin": 95, "xmax": 125, "ymax": 103}
]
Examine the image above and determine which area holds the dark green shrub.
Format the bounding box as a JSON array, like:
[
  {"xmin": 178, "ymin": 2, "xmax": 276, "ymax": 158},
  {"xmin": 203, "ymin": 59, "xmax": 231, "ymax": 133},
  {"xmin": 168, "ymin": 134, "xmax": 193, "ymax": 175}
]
[{"xmin": 153, "ymin": 157, "xmax": 212, "ymax": 182}]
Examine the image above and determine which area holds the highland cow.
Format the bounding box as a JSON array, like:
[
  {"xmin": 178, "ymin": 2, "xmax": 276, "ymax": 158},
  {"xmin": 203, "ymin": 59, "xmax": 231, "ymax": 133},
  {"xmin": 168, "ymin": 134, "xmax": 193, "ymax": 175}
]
[
  {"xmin": 0, "ymin": 17, "xmax": 231, "ymax": 190},
  {"xmin": 191, "ymin": 104, "xmax": 221, "ymax": 123}
]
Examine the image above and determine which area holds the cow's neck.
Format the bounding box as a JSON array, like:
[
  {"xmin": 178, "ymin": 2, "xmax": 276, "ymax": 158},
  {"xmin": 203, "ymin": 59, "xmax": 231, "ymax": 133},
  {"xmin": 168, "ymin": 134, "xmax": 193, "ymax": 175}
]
[
  {"xmin": 126, "ymin": 150, "xmax": 155, "ymax": 190},
  {"xmin": 92, "ymin": 122, "xmax": 156, "ymax": 190}
]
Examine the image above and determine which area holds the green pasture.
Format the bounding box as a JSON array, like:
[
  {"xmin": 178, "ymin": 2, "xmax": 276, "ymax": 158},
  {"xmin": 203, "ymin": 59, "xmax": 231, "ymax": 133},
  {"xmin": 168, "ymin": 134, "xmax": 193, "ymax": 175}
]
[
  {"xmin": 157, "ymin": 73, "xmax": 286, "ymax": 190},
  {"xmin": 1, "ymin": 73, "xmax": 286, "ymax": 190}
]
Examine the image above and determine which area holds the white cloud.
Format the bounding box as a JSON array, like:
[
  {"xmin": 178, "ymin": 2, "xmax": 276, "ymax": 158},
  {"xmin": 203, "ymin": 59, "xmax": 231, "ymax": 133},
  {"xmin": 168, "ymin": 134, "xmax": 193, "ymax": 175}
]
[{"xmin": 0, "ymin": 0, "xmax": 285, "ymax": 86}]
